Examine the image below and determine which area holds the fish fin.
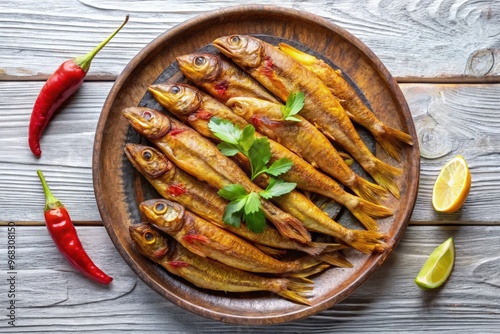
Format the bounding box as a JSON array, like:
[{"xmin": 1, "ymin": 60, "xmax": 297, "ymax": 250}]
[
  {"xmin": 181, "ymin": 235, "xmax": 209, "ymax": 257},
  {"xmin": 375, "ymin": 125, "xmax": 414, "ymax": 162},
  {"xmin": 278, "ymin": 43, "xmax": 317, "ymax": 66},
  {"xmin": 284, "ymin": 263, "xmax": 330, "ymax": 279},
  {"xmin": 312, "ymin": 242, "xmax": 346, "ymax": 254},
  {"xmin": 254, "ymin": 244, "xmax": 287, "ymax": 258},
  {"xmin": 350, "ymin": 174, "xmax": 389, "ymax": 204},
  {"xmin": 370, "ymin": 159, "xmax": 403, "ymax": 198},
  {"xmin": 348, "ymin": 197, "xmax": 393, "ymax": 231},
  {"xmin": 317, "ymin": 252, "xmax": 353, "ymax": 268},
  {"xmin": 342, "ymin": 230, "xmax": 389, "ymax": 254}
]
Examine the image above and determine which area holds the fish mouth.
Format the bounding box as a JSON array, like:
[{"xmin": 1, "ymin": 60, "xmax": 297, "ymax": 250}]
[
  {"xmin": 212, "ymin": 37, "xmax": 233, "ymax": 56},
  {"xmin": 122, "ymin": 107, "xmax": 171, "ymax": 139}
]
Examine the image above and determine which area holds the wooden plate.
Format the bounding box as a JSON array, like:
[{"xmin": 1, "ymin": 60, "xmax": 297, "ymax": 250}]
[{"xmin": 93, "ymin": 5, "xmax": 420, "ymax": 325}]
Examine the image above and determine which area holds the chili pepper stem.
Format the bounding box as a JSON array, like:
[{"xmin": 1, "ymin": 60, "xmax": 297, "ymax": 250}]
[
  {"xmin": 37, "ymin": 170, "xmax": 64, "ymax": 212},
  {"xmin": 73, "ymin": 15, "xmax": 129, "ymax": 72}
]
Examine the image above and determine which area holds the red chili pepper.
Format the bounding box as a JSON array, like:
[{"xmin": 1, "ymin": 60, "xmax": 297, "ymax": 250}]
[
  {"xmin": 37, "ymin": 170, "xmax": 112, "ymax": 285},
  {"xmin": 28, "ymin": 15, "xmax": 129, "ymax": 157}
]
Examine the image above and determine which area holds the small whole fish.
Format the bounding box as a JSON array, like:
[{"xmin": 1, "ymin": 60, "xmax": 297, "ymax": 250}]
[
  {"xmin": 124, "ymin": 143, "xmax": 331, "ymax": 256},
  {"xmin": 175, "ymin": 53, "xmax": 387, "ymax": 204},
  {"xmin": 139, "ymin": 198, "xmax": 330, "ymax": 274},
  {"xmin": 213, "ymin": 35, "xmax": 402, "ymax": 198},
  {"xmin": 148, "ymin": 85, "xmax": 392, "ymax": 231},
  {"xmin": 227, "ymin": 96, "xmax": 388, "ymax": 204},
  {"xmin": 122, "ymin": 106, "xmax": 311, "ymax": 244},
  {"xmin": 129, "ymin": 223, "xmax": 313, "ymax": 305},
  {"xmin": 177, "ymin": 52, "xmax": 280, "ymax": 104},
  {"xmin": 278, "ymin": 43, "xmax": 414, "ymax": 162}
]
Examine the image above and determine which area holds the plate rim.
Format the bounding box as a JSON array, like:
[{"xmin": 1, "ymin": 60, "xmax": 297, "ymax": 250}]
[{"xmin": 93, "ymin": 4, "xmax": 420, "ymax": 325}]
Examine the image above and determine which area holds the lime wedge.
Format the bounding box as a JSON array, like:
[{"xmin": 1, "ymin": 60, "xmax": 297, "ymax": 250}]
[{"xmin": 415, "ymin": 237, "xmax": 455, "ymax": 289}]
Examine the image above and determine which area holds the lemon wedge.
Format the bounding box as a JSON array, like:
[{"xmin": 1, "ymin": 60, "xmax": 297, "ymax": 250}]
[
  {"xmin": 415, "ymin": 237, "xmax": 455, "ymax": 289},
  {"xmin": 432, "ymin": 155, "xmax": 471, "ymax": 213}
]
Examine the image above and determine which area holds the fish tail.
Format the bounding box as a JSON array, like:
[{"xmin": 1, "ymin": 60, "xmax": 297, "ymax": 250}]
[
  {"xmin": 294, "ymin": 242, "xmax": 329, "ymax": 256},
  {"xmin": 254, "ymin": 244, "xmax": 288, "ymax": 258},
  {"xmin": 348, "ymin": 197, "xmax": 393, "ymax": 231},
  {"xmin": 317, "ymin": 252, "xmax": 352, "ymax": 268},
  {"xmin": 369, "ymin": 159, "xmax": 403, "ymax": 199},
  {"xmin": 261, "ymin": 201, "xmax": 312, "ymax": 243},
  {"xmin": 342, "ymin": 230, "xmax": 390, "ymax": 254},
  {"xmin": 276, "ymin": 290, "xmax": 312, "ymax": 306},
  {"xmin": 277, "ymin": 280, "xmax": 313, "ymax": 305},
  {"xmin": 350, "ymin": 175, "xmax": 389, "ymax": 204},
  {"xmin": 318, "ymin": 242, "xmax": 347, "ymax": 253},
  {"xmin": 284, "ymin": 263, "xmax": 331, "ymax": 280},
  {"xmin": 375, "ymin": 124, "xmax": 414, "ymax": 162}
]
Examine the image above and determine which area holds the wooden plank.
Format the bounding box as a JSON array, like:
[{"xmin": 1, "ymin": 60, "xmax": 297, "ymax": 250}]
[
  {"xmin": 1, "ymin": 82, "xmax": 500, "ymax": 224},
  {"xmin": 0, "ymin": 225, "xmax": 498, "ymax": 331},
  {"xmin": 0, "ymin": 1, "xmax": 498, "ymax": 81}
]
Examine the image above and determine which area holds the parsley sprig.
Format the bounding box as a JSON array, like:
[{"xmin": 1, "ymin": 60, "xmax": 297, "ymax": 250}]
[
  {"xmin": 281, "ymin": 92, "xmax": 304, "ymax": 122},
  {"xmin": 208, "ymin": 118, "xmax": 296, "ymax": 233}
]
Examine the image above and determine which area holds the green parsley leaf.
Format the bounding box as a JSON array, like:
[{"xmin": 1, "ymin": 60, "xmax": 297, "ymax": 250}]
[
  {"xmin": 208, "ymin": 117, "xmax": 241, "ymax": 145},
  {"xmin": 222, "ymin": 201, "xmax": 244, "ymax": 227},
  {"xmin": 244, "ymin": 192, "xmax": 261, "ymax": 214},
  {"xmin": 243, "ymin": 210, "xmax": 266, "ymax": 233},
  {"xmin": 260, "ymin": 178, "xmax": 297, "ymax": 199},
  {"xmin": 248, "ymin": 137, "xmax": 271, "ymax": 180},
  {"xmin": 217, "ymin": 142, "xmax": 240, "ymax": 156},
  {"xmin": 263, "ymin": 158, "xmax": 293, "ymax": 177},
  {"xmin": 218, "ymin": 184, "xmax": 247, "ymax": 201},
  {"xmin": 281, "ymin": 92, "xmax": 304, "ymax": 121},
  {"xmin": 239, "ymin": 125, "xmax": 255, "ymax": 152}
]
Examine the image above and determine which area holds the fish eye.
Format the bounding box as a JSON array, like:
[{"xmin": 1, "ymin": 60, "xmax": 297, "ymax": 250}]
[
  {"xmin": 194, "ymin": 56, "xmax": 206, "ymax": 67},
  {"xmin": 154, "ymin": 202, "xmax": 167, "ymax": 214},
  {"xmin": 230, "ymin": 36, "xmax": 240, "ymax": 45},
  {"xmin": 143, "ymin": 111, "xmax": 153, "ymax": 121},
  {"xmin": 170, "ymin": 85, "xmax": 181, "ymax": 94},
  {"xmin": 142, "ymin": 150, "xmax": 153, "ymax": 161},
  {"xmin": 144, "ymin": 231, "xmax": 155, "ymax": 243}
]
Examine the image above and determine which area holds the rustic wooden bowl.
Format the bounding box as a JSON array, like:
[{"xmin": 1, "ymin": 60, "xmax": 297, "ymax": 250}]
[{"xmin": 93, "ymin": 5, "xmax": 420, "ymax": 325}]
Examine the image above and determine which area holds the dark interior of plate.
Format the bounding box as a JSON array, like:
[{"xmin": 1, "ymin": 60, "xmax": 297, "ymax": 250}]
[{"xmin": 93, "ymin": 5, "xmax": 420, "ymax": 325}]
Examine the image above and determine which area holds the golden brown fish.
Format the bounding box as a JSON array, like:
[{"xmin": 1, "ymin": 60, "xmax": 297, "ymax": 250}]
[
  {"xmin": 148, "ymin": 84, "xmax": 392, "ymax": 231},
  {"xmin": 177, "ymin": 52, "xmax": 280, "ymax": 104},
  {"xmin": 213, "ymin": 35, "xmax": 402, "ymax": 198},
  {"xmin": 122, "ymin": 107, "xmax": 311, "ymax": 243},
  {"xmin": 124, "ymin": 143, "xmax": 331, "ymax": 256},
  {"xmin": 278, "ymin": 43, "xmax": 414, "ymax": 162},
  {"xmin": 139, "ymin": 199, "xmax": 330, "ymax": 273},
  {"xmin": 129, "ymin": 223, "xmax": 313, "ymax": 305},
  {"xmin": 227, "ymin": 96, "xmax": 388, "ymax": 204}
]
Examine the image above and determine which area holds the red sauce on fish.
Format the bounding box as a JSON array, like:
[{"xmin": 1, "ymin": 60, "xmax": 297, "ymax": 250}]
[
  {"xmin": 251, "ymin": 115, "xmax": 280, "ymax": 129},
  {"xmin": 261, "ymin": 56, "xmax": 274, "ymax": 77},
  {"xmin": 168, "ymin": 261, "xmax": 190, "ymax": 268},
  {"xmin": 183, "ymin": 234, "xmax": 209, "ymax": 243},
  {"xmin": 167, "ymin": 184, "xmax": 186, "ymax": 197},
  {"xmin": 187, "ymin": 109, "xmax": 212, "ymax": 122},
  {"xmin": 214, "ymin": 80, "xmax": 229, "ymax": 96},
  {"xmin": 169, "ymin": 128, "xmax": 186, "ymax": 136}
]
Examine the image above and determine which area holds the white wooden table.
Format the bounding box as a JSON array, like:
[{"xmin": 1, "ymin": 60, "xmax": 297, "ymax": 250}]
[{"xmin": 1, "ymin": 1, "xmax": 499, "ymax": 332}]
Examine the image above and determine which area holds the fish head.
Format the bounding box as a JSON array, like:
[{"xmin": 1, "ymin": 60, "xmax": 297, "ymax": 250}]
[
  {"xmin": 176, "ymin": 53, "xmax": 222, "ymax": 82},
  {"xmin": 124, "ymin": 143, "xmax": 174, "ymax": 179},
  {"xmin": 122, "ymin": 107, "xmax": 171, "ymax": 139},
  {"xmin": 148, "ymin": 83, "xmax": 202, "ymax": 118},
  {"xmin": 129, "ymin": 223, "xmax": 169, "ymax": 260},
  {"xmin": 226, "ymin": 97, "xmax": 264, "ymax": 119},
  {"xmin": 213, "ymin": 35, "xmax": 263, "ymax": 69},
  {"xmin": 139, "ymin": 199, "xmax": 185, "ymax": 233}
]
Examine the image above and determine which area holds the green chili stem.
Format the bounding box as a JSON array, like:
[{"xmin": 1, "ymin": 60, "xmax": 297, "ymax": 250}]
[
  {"xmin": 37, "ymin": 170, "xmax": 64, "ymax": 211},
  {"xmin": 74, "ymin": 15, "xmax": 129, "ymax": 72}
]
